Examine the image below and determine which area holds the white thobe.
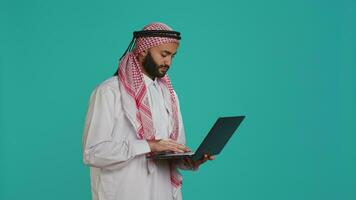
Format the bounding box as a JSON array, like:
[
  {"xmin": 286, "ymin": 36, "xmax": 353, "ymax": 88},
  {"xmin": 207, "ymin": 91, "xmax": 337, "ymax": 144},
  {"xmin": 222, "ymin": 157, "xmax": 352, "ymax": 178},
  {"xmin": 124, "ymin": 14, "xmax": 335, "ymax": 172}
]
[
  {"xmin": 143, "ymin": 74, "xmax": 171, "ymax": 139},
  {"xmin": 82, "ymin": 75, "xmax": 187, "ymax": 200}
]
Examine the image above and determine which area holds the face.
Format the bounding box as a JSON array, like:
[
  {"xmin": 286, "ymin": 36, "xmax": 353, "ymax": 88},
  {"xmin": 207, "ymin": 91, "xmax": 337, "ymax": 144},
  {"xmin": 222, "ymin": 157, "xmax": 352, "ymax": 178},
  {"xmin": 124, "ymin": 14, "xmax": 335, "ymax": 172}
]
[{"xmin": 141, "ymin": 42, "xmax": 178, "ymax": 79}]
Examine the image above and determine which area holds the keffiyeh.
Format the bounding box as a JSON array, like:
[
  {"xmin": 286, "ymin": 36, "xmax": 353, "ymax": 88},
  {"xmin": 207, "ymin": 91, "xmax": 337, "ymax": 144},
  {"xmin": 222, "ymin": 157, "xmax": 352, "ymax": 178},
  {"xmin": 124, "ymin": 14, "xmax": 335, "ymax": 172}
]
[{"xmin": 117, "ymin": 22, "xmax": 183, "ymax": 188}]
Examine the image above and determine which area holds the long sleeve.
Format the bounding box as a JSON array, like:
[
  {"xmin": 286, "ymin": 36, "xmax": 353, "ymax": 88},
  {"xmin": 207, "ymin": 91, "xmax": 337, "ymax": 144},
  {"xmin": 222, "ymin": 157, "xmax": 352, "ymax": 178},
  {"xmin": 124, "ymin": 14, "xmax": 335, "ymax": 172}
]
[{"xmin": 82, "ymin": 85, "xmax": 150, "ymax": 170}]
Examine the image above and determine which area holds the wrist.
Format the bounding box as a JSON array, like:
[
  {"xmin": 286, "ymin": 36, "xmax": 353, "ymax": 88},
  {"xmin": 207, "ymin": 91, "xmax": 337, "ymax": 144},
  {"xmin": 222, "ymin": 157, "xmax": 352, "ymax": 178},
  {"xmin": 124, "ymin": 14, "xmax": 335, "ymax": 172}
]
[{"xmin": 147, "ymin": 140, "xmax": 158, "ymax": 152}]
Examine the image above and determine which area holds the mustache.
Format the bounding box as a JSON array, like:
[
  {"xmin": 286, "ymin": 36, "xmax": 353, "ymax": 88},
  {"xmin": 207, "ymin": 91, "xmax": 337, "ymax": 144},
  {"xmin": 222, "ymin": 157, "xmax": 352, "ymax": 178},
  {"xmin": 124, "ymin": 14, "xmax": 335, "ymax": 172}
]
[{"xmin": 160, "ymin": 64, "xmax": 170, "ymax": 68}]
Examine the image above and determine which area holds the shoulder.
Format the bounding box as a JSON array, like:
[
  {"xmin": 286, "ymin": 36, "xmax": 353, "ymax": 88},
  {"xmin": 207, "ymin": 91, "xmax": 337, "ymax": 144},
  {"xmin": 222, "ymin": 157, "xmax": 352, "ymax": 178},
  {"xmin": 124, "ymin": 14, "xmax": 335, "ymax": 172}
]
[
  {"xmin": 97, "ymin": 76, "xmax": 120, "ymax": 91},
  {"xmin": 90, "ymin": 76, "xmax": 121, "ymax": 99}
]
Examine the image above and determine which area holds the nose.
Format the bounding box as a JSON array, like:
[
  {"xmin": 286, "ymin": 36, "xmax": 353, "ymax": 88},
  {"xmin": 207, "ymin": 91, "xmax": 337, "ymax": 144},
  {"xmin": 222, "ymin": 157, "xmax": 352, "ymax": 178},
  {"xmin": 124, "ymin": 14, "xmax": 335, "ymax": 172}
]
[{"xmin": 163, "ymin": 56, "xmax": 172, "ymax": 67}]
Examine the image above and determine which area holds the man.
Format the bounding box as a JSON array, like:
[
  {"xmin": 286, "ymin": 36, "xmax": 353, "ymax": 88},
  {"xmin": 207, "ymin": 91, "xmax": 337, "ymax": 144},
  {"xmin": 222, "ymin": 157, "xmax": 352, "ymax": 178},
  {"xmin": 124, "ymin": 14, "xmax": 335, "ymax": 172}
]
[{"xmin": 82, "ymin": 22, "xmax": 213, "ymax": 200}]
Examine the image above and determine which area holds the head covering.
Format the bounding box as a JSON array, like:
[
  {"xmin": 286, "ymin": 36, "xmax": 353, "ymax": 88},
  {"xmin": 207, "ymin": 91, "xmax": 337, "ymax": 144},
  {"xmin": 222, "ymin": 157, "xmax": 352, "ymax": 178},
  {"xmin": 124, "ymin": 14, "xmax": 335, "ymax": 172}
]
[
  {"xmin": 116, "ymin": 22, "xmax": 183, "ymax": 191},
  {"xmin": 117, "ymin": 22, "xmax": 181, "ymax": 61},
  {"xmin": 133, "ymin": 22, "xmax": 180, "ymax": 54}
]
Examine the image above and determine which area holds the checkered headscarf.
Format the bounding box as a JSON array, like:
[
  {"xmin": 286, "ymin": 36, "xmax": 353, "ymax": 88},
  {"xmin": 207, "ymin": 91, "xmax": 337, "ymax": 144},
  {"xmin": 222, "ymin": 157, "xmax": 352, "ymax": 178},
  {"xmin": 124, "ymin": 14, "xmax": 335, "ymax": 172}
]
[
  {"xmin": 117, "ymin": 22, "xmax": 182, "ymax": 189},
  {"xmin": 133, "ymin": 23, "xmax": 180, "ymax": 54}
]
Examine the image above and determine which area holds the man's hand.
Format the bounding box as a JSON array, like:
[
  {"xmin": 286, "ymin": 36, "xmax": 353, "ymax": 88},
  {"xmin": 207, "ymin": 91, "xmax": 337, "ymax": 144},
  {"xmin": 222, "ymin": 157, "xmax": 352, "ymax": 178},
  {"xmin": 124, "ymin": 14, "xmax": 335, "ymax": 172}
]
[
  {"xmin": 147, "ymin": 139, "xmax": 191, "ymax": 153},
  {"xmin": 183, "ymin": 154, "xmax": 215, "ymax": 169}
]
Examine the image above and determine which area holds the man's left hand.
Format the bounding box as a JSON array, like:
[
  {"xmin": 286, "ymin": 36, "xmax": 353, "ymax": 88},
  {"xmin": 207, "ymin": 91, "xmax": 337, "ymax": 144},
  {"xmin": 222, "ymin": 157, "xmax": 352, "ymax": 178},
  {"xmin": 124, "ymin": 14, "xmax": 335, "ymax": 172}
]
[{"xmin": 183, "ymin": 154, "xmax": 215, "ymax": 169}]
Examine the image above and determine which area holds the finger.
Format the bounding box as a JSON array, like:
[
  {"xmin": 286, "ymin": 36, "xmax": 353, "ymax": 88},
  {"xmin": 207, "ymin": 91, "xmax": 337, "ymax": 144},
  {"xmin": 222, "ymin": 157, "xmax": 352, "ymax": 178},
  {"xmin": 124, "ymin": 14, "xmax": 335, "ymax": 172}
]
[
  {"xmin": 157, "ymin": 140, "xmax": 182, "ymax": 153},
  {"xmin": 176, "ymin": 145, "xmax": 190, "ymax": 152},
  {"xmin": 209, "ymin": 156, "xmax": 215, "ymax": 160},
  {"xmin": 166, "ymin": 144, "xmax": 185, "ymax": 153},
  {"xmin": 160, "ymin": 139, "xmax": 190, "ymax": 152},
  {"xmin": 166, "ymin": 141, "xmax": 190, "ymax": 152},
  {"xmin": 202, "ymin": 155, "xmax": 214, "ymax": 161},
  {"xmin": 178, "ymin": 143, "xmax": 191, "ymax": 152},
  {"xmin": 158, "ymin": 140, "xmax": 181, "ymax": 152},
  {"xmin": 203, "ymin": 154, "xmax": 212, "ymax": 162}
]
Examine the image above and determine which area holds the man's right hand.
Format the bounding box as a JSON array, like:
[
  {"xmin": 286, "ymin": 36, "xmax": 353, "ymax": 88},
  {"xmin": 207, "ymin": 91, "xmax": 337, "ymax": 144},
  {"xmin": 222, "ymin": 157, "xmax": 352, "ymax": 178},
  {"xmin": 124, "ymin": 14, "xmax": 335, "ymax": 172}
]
[{"xmin": 147, "ymin": 139, "xmax": 190, "ymax": 153}]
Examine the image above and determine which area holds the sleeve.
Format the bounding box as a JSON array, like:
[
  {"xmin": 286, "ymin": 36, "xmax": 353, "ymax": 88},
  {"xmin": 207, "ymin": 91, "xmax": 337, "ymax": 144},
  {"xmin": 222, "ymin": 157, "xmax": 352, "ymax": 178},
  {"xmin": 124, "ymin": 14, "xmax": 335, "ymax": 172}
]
[{"xmin": 82, "ymin": 85, "xmax": 151, "ymax": 170}]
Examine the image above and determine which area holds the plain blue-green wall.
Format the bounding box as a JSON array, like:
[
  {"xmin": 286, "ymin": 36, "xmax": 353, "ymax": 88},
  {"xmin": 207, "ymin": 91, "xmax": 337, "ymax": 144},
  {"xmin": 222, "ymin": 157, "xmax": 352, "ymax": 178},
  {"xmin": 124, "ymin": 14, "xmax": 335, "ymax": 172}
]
[{"xmin": 1, "ymin": 0, "xmax": 355, "ymax": 199}]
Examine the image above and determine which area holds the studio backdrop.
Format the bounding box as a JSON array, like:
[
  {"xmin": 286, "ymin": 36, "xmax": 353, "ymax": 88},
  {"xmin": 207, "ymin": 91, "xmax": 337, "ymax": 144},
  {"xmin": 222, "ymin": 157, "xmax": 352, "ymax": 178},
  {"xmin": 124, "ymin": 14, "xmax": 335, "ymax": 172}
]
[{"xmin": 0, "ymin": 0, "xmax": 355, "ymax": 199}]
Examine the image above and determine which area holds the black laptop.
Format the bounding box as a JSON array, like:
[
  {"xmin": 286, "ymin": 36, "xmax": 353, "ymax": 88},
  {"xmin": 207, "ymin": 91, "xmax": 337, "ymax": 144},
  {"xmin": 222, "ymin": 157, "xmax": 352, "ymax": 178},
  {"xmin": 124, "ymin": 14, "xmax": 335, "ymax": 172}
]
[{"xmin": 147, "ymin": 116, "xmax": 245, "ymax": 160}]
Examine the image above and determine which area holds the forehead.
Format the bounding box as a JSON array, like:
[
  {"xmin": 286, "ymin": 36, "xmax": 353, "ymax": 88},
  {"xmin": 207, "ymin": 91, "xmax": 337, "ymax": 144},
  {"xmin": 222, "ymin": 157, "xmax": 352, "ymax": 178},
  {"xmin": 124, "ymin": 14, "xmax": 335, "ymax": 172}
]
[{"xmin": 150, "ymin": 42, "xmax": 179, "ymax": 53}]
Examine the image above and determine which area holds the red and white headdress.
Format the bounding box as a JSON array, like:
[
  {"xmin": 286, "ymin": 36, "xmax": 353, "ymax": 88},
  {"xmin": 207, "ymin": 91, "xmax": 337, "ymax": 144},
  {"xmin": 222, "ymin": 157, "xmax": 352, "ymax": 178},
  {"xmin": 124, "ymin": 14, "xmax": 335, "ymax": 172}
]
[{"xmin": 117, "ymin": 22, "xmax": 183, "ymax": 189}]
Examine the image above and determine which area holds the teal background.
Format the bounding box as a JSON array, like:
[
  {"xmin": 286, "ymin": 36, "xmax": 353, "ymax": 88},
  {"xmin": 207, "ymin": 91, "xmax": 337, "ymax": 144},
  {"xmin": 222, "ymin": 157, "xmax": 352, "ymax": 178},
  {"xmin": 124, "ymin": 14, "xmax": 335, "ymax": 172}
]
[{"xmin": 1, "ymin": 0, "xmax": 355, "ymax": 199}]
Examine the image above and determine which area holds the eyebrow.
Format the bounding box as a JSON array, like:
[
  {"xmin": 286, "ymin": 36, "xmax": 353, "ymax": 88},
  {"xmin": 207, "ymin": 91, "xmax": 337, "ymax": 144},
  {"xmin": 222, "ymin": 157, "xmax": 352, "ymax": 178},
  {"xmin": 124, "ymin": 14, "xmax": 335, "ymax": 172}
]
[{"xmin": 162, "ymin": 50, "xmax": 177, "ymax": 56}]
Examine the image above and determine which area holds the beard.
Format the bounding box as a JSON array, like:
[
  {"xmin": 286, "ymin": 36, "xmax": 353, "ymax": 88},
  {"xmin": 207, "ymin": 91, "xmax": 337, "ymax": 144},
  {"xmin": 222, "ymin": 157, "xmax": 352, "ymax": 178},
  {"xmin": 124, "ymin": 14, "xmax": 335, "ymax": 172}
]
[{"xmin": 142, "ymin": 51, "xmax": 169, "ymax": 79}]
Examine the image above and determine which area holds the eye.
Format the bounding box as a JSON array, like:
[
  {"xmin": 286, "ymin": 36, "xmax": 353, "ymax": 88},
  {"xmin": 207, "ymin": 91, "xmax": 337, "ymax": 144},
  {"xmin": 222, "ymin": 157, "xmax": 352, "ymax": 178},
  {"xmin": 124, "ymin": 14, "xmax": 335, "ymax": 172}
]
[{"xmin": 161, "ymin": 53, "xmax": 168, "ymax": 58}]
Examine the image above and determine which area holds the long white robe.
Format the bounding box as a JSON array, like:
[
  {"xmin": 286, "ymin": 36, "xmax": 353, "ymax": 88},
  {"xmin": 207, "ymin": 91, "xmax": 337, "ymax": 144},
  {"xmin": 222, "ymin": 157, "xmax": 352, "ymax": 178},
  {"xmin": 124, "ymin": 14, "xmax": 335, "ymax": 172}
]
[{"xmin": 82, "ymin": 76, "xmax": 188, "ymax": 200}]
